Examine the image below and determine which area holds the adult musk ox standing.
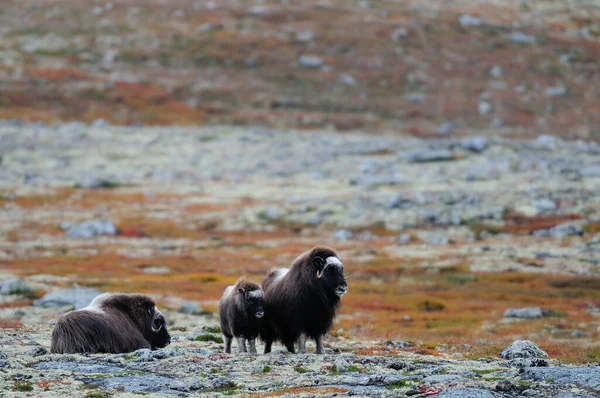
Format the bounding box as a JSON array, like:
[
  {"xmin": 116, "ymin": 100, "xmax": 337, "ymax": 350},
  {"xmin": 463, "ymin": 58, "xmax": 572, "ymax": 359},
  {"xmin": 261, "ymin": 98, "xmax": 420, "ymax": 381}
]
[
  {"xmin": 260, "ymin": 246, "xmax": 348, "ymax": 354},
  {"xmin": 50, "ymin": 293, "xmax": 171, "ymax": 354},
  {"xmin": 219, "ymin": 278, "xmax": 264, "ymax": 354}
]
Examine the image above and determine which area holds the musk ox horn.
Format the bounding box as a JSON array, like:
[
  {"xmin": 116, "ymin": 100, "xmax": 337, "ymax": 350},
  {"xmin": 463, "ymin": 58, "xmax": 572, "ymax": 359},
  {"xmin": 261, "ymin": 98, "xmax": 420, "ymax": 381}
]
[
  {"xmin": 316, "ymin": 263, "xmax": 328, "ymax": 279},
  {"xmin": 152, "ymin": 323, "xmax": 162, "ymax": 332}
]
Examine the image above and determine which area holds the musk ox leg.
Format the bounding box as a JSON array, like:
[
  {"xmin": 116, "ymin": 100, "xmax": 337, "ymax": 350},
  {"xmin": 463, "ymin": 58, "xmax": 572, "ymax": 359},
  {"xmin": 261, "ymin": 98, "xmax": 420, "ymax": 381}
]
[
  {"xmin": 263, "ymin": 340, "xmax": 272, "ymax": 354},
  {"xmin": 237, "ymin": 337, "xmax": 247, "ymax": 353},
  {"xmin": 315, "ymin": 335, "xmax": 324, "ymax": 354},
  {"xmin": 296, "ymin": 333, "xmax": 306, "ymax": 354},
  {"xmin": 224, "ymin": 335, "xmax": 232, "ymax": 353},
  {"xmin": 248, "ymin": 338, "xmax": 257, "ymax": 354},
  {"xmin": 284, "ymin": 340, "xmax": 295, "ymax": 354}
]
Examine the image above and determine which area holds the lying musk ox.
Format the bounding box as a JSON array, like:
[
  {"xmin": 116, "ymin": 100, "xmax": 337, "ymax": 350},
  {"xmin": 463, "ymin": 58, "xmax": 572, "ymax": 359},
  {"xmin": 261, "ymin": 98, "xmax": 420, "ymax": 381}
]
[
  {"xmin": 260, "ymin": 246, "xmax": 348, "ymax": 354},
  {"xmin": 219, "ymin": 278, "xmax": 264, "ymax": 354},
  {"xmin": 50, "ymin": 293, "xmax": 171, "ymax": 354}
]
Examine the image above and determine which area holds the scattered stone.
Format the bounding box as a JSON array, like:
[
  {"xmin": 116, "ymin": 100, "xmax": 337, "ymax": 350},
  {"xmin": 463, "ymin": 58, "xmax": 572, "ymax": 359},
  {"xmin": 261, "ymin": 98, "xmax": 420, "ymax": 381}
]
[
  {"xmin": 532, "ymin": 198, "xmax": 556, "ymax": 211},
  {"xmin": 533, "ymin": 222, "xmax": 583, "ymax": 239},
  {"xmin": 385, "ymin": 340, "xmax": 414, "ymax": 348},
  {"xmin": 139, "ymin": 266, "xmax": 171, "ymax": 274},
  {"xmin": 391, "ymin": 27, "xmax": 408, "ymax": 40},
  {"xmin": 335, "ymin": 229, "xmax": 353, "ymax": 241},
  {"xmin": 461, "ymin": 136, "xmax": 488, "ymax": 153},
  {"xmin": 86, "ymin": 374, "xmax": 188, "ymax": 394},
  {"xmin": 339, "ymin": 73, "xmax": 357, "ymax": 86},
  {"xmin": 500, "ymin": 340, "xmax": 548, "ymax": 360},
  {"xmin": 458, "ymin": 14, "xmax": 482, "ymax": 27},
  {"xmin": 405, "ymin": 92, "xmax": 426, "ymax": 103},
  {"xmin": 33, "ymin": 361, "xmax": 123, "ymax": 374},
  {"xmin": 478, "ymin": 101, "xmax": 491, "ymax": 115},
  {"xmin": 26, "ymin": 346, "xmax": 48, "ymax": 357},
  {"xmin": 545, "ymin": 86, "xmax": 568, "ymax": 97},
  {"xmin": 490, "ymin": 65, "xmax": 503, "ymax": 78},
  {"xmin": 260, "ymin": 207, "xmax": 284, "ymax": 221},
  {"xmin": 334, "ymin": 358, "xmax": 351, "ymax": 372},
  {"xmin": 405, "ymin": 149, "xmax": 454, "ymax": 163},
  {"xmin": 33, "ymin": 288, "xmax": 101, "ymax": 310},
  {"xmin": 504, "ymin": 307, "xmax": 545, "ymax": 319},
  {"xmin": 437, "ymin": 388, "xmax": 496, "ymax": 398},
  {"xmin": 91, "ymin": 118, "xmax": 110, "ymax": 128},
  {"xmin": 65, "ymin": 219, "xmax": 117, "ymax": 238},
  {"xmin": 570, "ymin": 329, "xmax": 585, "ymax": 338},
  {"xmin": 534, "ymin": 134, "xmax": 563, "ymax": 151},
  {"xmin": 427, "ymin": 232, "xmax": 449, "ymax": 245},
  {"xmin": 298, "ymin": 55, "xmax": 324, "ymax": 69},
  {"xmin": 511, "ymin": 32, "xmax": 536, "ymax": 44},
  {"xmin": 179, "ymin": 301, "xmax": 205, "ymax": 315},
  {"xmin": 349, "ymin": 174, "xmax": 406, "ymax": 186},
  {"xmin": 578, "ymin": 164, "xmax": 600, "ymax": 178},
  {"xmin": 77, "ymin": 174, "xmax": 119, "ymax": 189},
  {"xmin": 296, "ymin": 30, "xmax": 314, "ymax": 42},
  {"xmin": 423, "ymin": 374, "xmax": 463, "ymax": 384},
  {"xmin": 0, "ymin": 278, "xmax": 34, "ymax": 296},
  {"xmin": 436, "ymin": 121, "xmax": 457, "ymax": 136},
  {"xmin": 396, "ymin": 234, "xmax": 411, "ymax": 244},
  {"xmin": 387, "ymin": 194, "xmax": 413, "ymax": 209},
  {"xmin": 522, "ymin": 367, "xmax": 600, "ymax": 390},
  {"xmin": 495, "ymin": 379, "xmax": 515, "ymax": 391}
]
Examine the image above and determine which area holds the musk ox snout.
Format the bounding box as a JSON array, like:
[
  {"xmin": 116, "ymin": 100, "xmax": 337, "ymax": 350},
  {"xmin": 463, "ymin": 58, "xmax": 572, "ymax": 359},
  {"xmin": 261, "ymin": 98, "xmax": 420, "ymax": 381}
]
[
  {"xmin": 255, "ymin": 309, "xmax": 264, "ymax": 318},
  {"xmin": 335, "ymin": 285, "xmax": 348, "ymax": 297}
]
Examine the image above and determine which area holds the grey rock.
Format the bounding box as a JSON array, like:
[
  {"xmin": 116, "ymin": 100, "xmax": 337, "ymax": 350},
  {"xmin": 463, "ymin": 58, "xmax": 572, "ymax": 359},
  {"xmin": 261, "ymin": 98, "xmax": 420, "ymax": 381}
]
[
  {"xmin": 298, "ymin": 55, "xmax": 324, "ymax": 69},
  {"xmin": 405, "ymin": 92, "xmax": 426, "ymax": 103},
  {"xmin": 386, "ymin": 194, "xmax": 412, "ymax": 209},
  {"xmin": 545, "ymin": 86, "xmax": 567, "ymax": 97},
  {"xmin": 533, "ymin": 222, "xmax": 583, "ymax": 239},
  {"xmin": 437, "ymin": 121, "xmax": 457, "ymax": 136},
  {"xmin": 335, "ymin": 229, "xmax": 353, "ymax": 241},
  {"xmin": 579, "ymin": 164, "xmax": 600, "ymax": 178},
  {"xmin": 134, "ymin": 348, "xmax": 182, "ymax": 361},
  {"xmin": 461, "ymin": 137, "xmax": 488, "ymax": 153},
  {"xmin": 478, "ymin": 101, "xmax": 491, "ymax": 115},
  {"xmin": 522, "ymin": 366, "xmax": 600, "ymax": 390},
  {"xmin": 33, "ymin": 361, "xmax": 123, "ymax": 373},
  {"xmin": 0, "ymin": 360, "xmax": 7, "ymax": 368},
  {"xmin": 358, "ymin": 374, "xmax": 405, "ymax": 386},
  {"xmin": 396, "ymin": 234, "xmax": 411, "ymax": 244},
  {"xmin": 26, "ymin": 346, "xmax": 48, "ymax": 357},
  {"xmin": 391, "ymin": 27, "xmax": 408, "ymax": 40},
  {"xmin": 490, "ymin": 65, "xmax": 503, "ymax": 78},
  {"xmin": 534, "ymin": 134, "xmax": 563, "ymax": 150},
  {"xmin": 570, "ymin": 329, "xmax": 586, "ymax": 338},
  {"xmin": 385, "ymin": 340, "xmax": 414, "ymax": 348},
  {"xmin": 500, "ymin": 340, "xmax": 548, "ymax": 360},
  {"xmin": 296, "ymin": 30, "xmax": 314, "ymax": 42},
  {"xmin": 33, "ymin": 288, "xmax": 101, "ymax": 310},
  {"xmin": 437, "ymin": 388, "xmax": 496, "ymax": 398},
  {"xmin": 179, "ymin": 301, "xmax": 205, "ymax": 315},
  {"xmin": 339, "ymin": 73, "xmax": 356, "ymax": 86},
  {"xmin": 504, "ymin": 307, "xmax": 544, "ymax": 319},
  {"xmin": 532, "ymin": 198, "xmax": 556, "ymax": 211},
  {"xmin": 509, "ymin": 357, "xmax": 549, "ymax": 368},
  {"xmin": 405, "ymin": 149, "xmax": 454, "ymax": 163},
  {"xmin": 511, "ymin": 32, "xmax": 536, "ymax": 44},
  {"xmin": 65, "ymin": 219, "xmax": 117, "ymax": 238},
  {"xmin": 0, "ymin": 278, "xmax": 34, "ymax": 295},
  {"xmin": 423, "ymin": 374, "xmax": 463, "ymax": 384},
  {"xmin": 261, "ymin": 207, "xmax": 284, "ymax": 221},
  {"xmin": 350, "ymin": 173, "xmax": 405, "ymax": 186},
  {"xmin": 334, "ymin": 358, "xmax": 351, "ymax": 372},
  {"xmin": 427, "ymin": 232, "xmax": 449, "ymax": 245},
  {"xmin": 458, "ymin": 14, "xmax": 482, "ymax": 27},
  {"xmin": 495, "ymin": 379, "xmax": 515, "ymax": 391},
  {"xmin": 79, "ymin": 174, "xmax": 119, "ymax": 189},
  {"xmin": 88, "ymin": 374, "xmax": 188, "ymax": 394},
  {"xmin": 0, "ymin": 352, "xmax": 7, "ymax": 359},
  {"xmin": 91, "ymin": 118, "xmax": 110, "ymax": 128}
]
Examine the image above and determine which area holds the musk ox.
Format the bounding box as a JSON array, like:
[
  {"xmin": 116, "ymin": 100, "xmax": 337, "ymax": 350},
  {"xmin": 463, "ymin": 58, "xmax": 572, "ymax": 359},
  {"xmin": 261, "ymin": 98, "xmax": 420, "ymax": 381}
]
[
  {"xmin": 50, "ymin": 293, "xmax": 171, "ymax": 354},
  {"xmin": 260, "ymin": 246, "xmax": 348, "ymax": 354},
  {"xmin": 219, "ymin": 278, "xmax": 264, "ymax": 354}
]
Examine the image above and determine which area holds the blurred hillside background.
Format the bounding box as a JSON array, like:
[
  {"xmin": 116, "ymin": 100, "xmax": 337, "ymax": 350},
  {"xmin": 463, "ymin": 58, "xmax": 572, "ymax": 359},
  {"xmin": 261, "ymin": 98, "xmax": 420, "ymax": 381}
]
[
  {"xmin": 1, "ymin": 0, "xmax": 600, "ymax": 364},
  {"xmin": 1, "ymin": 0, "xmax": 599, "ymax": 139}
]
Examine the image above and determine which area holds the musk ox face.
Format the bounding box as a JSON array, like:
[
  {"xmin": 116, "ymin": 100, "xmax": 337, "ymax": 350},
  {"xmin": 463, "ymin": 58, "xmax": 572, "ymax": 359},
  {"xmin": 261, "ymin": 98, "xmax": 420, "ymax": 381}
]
[
  {"xmin": 240, "ymin": 288, "xmax": 264, "ymax": 319},
  {"xmin": 145, "ymin": 302, "xmax": 171, "ymax": 349},
  {"xmin": 314, "ymin": 255, "xmax": 348, "ymax": 298}
]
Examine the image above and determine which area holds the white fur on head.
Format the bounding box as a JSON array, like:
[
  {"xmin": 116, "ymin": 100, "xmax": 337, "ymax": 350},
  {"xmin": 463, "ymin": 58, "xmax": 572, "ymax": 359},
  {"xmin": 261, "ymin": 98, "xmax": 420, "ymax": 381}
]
[
  {"xmin": 82, "ymin": 293, "xmax": 110, "ymax": 314},
  {"xmin": 326, "ymin": 256, "xmax": 343, "ymax": 267},
  {"xmin": 223, "ymin": 285, "xmax": 235, "ymax": 298},
  {"xmin": 273, "ymin": 268, "xmax": 289, "ymax": 283},
  {"xmin": 248, "ymin": 290, "xmax": 263, "ymax": 299}
]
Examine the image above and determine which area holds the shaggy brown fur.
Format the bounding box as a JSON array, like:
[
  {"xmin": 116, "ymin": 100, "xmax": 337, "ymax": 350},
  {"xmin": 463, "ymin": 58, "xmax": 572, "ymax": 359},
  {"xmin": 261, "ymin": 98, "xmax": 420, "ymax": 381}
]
[
  {"xmin": 260, "ymin": 246, "xmax": 348, "ymax": 354},
  {"xmin": 50, "ymin": 293, "xmax": 171, "ymax": 354},
  {"xmin": 219, "ymin": 278, "xmax": 264, "ymax": 354}
]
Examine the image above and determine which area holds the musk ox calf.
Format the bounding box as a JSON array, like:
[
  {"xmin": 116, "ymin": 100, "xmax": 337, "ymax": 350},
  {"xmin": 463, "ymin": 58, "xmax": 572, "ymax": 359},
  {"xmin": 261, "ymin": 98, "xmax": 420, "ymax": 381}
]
[
  {"xmin": 219, "ymin": 278, "xmax": 264, "ymax": 354},
  {"xmin": 260, "ymin": 246, "xmax": 348, "ymax": 354},
  {"xmin": 50, "ymin": 293, "xmax": 171, "ymax": 354}
]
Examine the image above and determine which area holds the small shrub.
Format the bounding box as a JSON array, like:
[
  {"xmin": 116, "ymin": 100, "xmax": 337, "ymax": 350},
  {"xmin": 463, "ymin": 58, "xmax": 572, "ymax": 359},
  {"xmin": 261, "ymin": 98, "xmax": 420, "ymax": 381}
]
[
  {"xmin": 194, "ymin": 334, "xmax": 223, "ymax": 343},
  {"xmin": 12, "ymin": 381, "xmax": 34, "ymax": 392},
  {"xmin": 85, "ymin": 392, "xmax": 113, "ymax": 398},
  {"xmin": 294, "ymin": 366, "xmax": 308, "ymax": 373},
  {"xmin": 386, "ymin": 379, "xmax": 412, "ymax": 389},
  {"xmin": 202, "ymin": 325, "xmax": 222, "ymax": 334}
]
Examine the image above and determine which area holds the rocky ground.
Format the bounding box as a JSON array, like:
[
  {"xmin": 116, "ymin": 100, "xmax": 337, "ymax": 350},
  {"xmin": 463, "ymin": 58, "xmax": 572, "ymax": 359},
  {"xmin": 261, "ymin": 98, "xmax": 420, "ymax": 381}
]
[{"xmin": 0, "ymin": 122, "xmax": 599, "ymax": 396}]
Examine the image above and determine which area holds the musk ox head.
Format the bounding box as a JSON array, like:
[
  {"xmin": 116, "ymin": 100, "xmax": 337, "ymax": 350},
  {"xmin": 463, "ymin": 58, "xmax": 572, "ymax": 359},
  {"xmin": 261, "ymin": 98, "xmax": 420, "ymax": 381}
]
[
  {"xmin": 313, "ymin": 253, "xmax": 348, "ymax": 298},
  {"xmin": 100, "ymin": 293, "xmax": 171, "ymax": 349},
  {"xmin": 237, "ymin": 281, "xmax": 264, "ymax": 319}
]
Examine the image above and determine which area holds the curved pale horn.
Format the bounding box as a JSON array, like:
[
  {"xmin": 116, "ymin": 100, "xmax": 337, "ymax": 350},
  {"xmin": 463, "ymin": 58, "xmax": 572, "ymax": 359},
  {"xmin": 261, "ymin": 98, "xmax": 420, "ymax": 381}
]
[
  {"xmin": 316, "ymin": 264, "xmax": 328, "ymax": 279},
  {"xmin": 152, "ymin": 323, "xmax": 162, "ymax": 332}
]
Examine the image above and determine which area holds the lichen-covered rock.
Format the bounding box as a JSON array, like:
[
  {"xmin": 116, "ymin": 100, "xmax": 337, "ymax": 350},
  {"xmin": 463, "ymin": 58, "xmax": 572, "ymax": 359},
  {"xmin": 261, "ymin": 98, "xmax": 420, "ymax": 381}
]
[
  {"xmin": 0, "ymin": 278, "xmax": 33, "ymax": 296},
  {"xmin": 500, "ymin": 340, "xmax": 548, "ymax": 359},
  {"xmin": 33, "ymin": 288, "xmax": 101, "ymax": 310}
]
